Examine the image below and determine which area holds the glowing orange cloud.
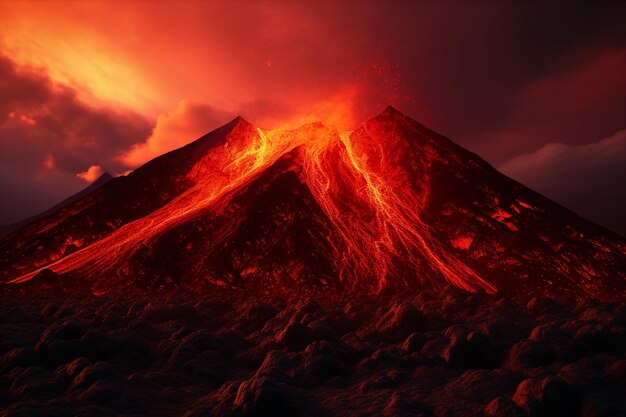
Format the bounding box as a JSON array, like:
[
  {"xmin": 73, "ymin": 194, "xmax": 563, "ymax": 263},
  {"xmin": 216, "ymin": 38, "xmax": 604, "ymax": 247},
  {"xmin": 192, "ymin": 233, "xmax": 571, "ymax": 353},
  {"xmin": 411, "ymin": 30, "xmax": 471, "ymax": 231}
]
[
  {"xmin": 0, "ymin": 1, "xmax": 410, "ymax": 134},
  {"xmin": 8, "ymin": 112, "xmax": 36, "ymax": 126},
  {"xmin": 121, "ymin": 100, "xmax": 233, "ymax": 167},
  {"xmin": 254, "ymin": 86, "xmax": 361, "ymax": 131},
  {"xmin": 43, "ymin": 155, "xmax": 55, "ymax": 171},
  {"xmin": 76, "ymin": 165, "xmax": 103, "ymax": 182},
  {"xmin": 0, "ymin": 2, "xmax": 162, "ymax": 114}
]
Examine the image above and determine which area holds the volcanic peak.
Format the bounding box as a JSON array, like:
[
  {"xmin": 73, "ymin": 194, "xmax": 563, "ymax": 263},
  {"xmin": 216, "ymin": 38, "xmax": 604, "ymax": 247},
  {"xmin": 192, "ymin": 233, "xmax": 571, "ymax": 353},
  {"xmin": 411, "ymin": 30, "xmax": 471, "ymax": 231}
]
[{"xmin": 1, "ymin": 107, "xmax": 625, "ymax": 300}]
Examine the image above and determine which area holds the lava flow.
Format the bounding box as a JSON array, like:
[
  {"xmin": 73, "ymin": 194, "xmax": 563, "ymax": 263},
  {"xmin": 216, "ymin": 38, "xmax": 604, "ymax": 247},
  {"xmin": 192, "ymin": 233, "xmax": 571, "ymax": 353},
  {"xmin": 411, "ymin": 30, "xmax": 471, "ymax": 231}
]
[
  {"xmin": 301, "ymin": 128, "xmax": 495, "ymax": 293},
  {"xmin": 1, "ymin": 107, "xmax": 625, "ymax": 299}
]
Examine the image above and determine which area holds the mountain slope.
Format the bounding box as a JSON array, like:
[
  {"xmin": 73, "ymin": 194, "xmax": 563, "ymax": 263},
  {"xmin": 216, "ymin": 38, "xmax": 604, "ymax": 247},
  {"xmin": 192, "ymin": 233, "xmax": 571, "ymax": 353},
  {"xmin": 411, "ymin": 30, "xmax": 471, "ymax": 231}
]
[
  {"xmin": 0, "ymin": 172, "xmax": 113, "ymax": 238},
  {"xmin": 1, "ymin": 108, "xmax": 624, "ymax": 299},
  {"xmin": 0, "ymin": 117, "xmax": 257, "ymax": 280}
]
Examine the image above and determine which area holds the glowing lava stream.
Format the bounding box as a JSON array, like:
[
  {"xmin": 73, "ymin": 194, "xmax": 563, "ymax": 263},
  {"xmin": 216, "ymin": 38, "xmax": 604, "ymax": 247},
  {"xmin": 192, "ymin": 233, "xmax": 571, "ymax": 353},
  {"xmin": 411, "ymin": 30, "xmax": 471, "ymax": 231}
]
[
  {"xmin": 12, "ymin": 119, "xmax": 496, "ymax": 294},
  {"xmin": 11, "ymin": 123, "xmax": 289, "ymax": 284},
  {"xmin": 301, "ymin": 129, "xmax": 496, "ymax": 293}
]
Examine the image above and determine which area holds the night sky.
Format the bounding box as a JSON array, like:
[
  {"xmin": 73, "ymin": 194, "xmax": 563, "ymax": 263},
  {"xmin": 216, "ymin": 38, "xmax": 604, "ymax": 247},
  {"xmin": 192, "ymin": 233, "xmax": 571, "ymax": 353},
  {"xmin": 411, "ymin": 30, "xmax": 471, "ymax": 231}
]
[{"xmin": 0, "ymin": 1, "xmax": 624, "ymax": 235}]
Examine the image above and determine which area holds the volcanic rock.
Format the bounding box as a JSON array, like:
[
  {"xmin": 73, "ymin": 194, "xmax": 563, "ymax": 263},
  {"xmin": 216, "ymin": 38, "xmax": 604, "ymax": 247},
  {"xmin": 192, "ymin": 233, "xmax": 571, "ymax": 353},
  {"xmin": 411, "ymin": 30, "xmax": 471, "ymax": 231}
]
[{"xmin": 1, "ymin": 108, "xmax": 624, "ymax": 300}]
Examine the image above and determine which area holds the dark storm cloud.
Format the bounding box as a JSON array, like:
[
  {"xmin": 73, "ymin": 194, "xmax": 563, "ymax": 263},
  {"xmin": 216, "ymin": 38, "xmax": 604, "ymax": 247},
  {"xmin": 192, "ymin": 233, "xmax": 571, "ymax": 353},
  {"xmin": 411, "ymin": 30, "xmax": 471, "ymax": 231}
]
[
  {"xmin": 0, "ymin": 53, "xmax": 152, "ymax": 223},
  {"xmin": 364, "ymin": 1, "xmax": 626, "ymax": 235},
  {"xmin": 477, "ymin": 47, "xmax": 626, "ymax": 160},
  {"xmin": 365, "ymin": 1, "xmax": 626, "ymax": 162},
  {"xmin": 501, "ymin": 130, "xmax": 626, "ymax": 236}
]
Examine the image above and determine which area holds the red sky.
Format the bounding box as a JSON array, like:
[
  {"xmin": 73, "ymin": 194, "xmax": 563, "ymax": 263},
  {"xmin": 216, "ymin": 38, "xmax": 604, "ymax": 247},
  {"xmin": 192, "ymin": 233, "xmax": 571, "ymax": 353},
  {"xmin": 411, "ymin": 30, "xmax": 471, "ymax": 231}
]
[{"xmin": 0, "ymin": 1, "xmax": 625, "ymax": 234}]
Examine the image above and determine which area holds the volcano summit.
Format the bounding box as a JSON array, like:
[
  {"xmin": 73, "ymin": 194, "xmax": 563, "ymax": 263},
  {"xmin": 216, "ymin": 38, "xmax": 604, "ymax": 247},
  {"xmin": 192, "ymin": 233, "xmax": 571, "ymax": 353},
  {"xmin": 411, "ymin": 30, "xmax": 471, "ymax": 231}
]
[{"xmin": 1, "ymin": 107, "xmax": 624, "ymax": 299}]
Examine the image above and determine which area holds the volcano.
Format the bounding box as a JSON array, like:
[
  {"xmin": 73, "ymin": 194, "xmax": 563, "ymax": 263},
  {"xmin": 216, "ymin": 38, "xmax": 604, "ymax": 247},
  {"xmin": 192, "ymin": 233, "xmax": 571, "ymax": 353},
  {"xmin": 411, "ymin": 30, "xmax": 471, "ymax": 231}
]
[{"xmin": 1, "ymin": 107, "xmax": 624, "ymax": 299}]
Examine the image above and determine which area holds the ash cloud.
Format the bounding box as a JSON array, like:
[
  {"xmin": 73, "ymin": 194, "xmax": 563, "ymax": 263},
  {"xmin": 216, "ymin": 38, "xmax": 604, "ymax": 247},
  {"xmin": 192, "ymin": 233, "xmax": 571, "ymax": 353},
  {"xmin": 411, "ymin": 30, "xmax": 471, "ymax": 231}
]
[{"xmin": 0, "ymin": 53, "xmax": 152, "ymax": 223}]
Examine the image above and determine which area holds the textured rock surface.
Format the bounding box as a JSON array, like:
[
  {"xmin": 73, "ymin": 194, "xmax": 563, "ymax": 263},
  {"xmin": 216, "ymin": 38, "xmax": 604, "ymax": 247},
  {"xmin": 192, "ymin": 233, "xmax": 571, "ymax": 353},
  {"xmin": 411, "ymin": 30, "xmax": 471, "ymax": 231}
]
[{"xmin": 1, "ymin": 288, "xmax": 624, "ymax": 416}]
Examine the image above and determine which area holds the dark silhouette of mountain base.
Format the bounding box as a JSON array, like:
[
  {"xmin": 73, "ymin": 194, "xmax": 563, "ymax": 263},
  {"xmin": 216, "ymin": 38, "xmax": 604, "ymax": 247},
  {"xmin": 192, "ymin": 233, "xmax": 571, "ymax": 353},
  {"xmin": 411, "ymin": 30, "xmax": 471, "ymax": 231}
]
[{"xmin": 0, "ymin": 172, "xmax": 113, "ymax": 237}]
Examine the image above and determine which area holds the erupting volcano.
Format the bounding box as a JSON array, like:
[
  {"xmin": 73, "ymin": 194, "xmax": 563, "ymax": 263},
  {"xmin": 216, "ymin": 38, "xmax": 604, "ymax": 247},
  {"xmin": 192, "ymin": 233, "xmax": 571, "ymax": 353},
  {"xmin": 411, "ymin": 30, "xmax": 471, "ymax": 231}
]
[{"xmin": 1, "ymin": 107, "xmax": 624, "ymax": 299}]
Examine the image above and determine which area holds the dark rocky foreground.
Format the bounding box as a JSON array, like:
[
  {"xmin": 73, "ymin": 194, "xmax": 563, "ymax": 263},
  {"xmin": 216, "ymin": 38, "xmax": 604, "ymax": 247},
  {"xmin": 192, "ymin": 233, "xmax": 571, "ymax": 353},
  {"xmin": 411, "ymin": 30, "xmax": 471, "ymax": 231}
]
[{"xmin": 1, "ymin": 287, "xmax": 625, "ymax": 417}]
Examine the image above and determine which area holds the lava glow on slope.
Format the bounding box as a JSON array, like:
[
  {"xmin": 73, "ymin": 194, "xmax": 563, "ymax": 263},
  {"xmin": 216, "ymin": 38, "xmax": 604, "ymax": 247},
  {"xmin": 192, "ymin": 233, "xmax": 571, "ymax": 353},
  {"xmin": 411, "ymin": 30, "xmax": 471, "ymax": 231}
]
[{"xmin": 10, "ymin": 108, "xmax": 497, "ymax": 295}]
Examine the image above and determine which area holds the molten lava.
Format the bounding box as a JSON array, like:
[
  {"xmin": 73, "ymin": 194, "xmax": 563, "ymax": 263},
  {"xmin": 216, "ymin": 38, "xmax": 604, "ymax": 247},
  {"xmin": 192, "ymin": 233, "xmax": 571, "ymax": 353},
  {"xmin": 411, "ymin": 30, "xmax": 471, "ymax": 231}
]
[{"xmin": 1, "ymin": 107, "xmax": 625, "ymax": 299}]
